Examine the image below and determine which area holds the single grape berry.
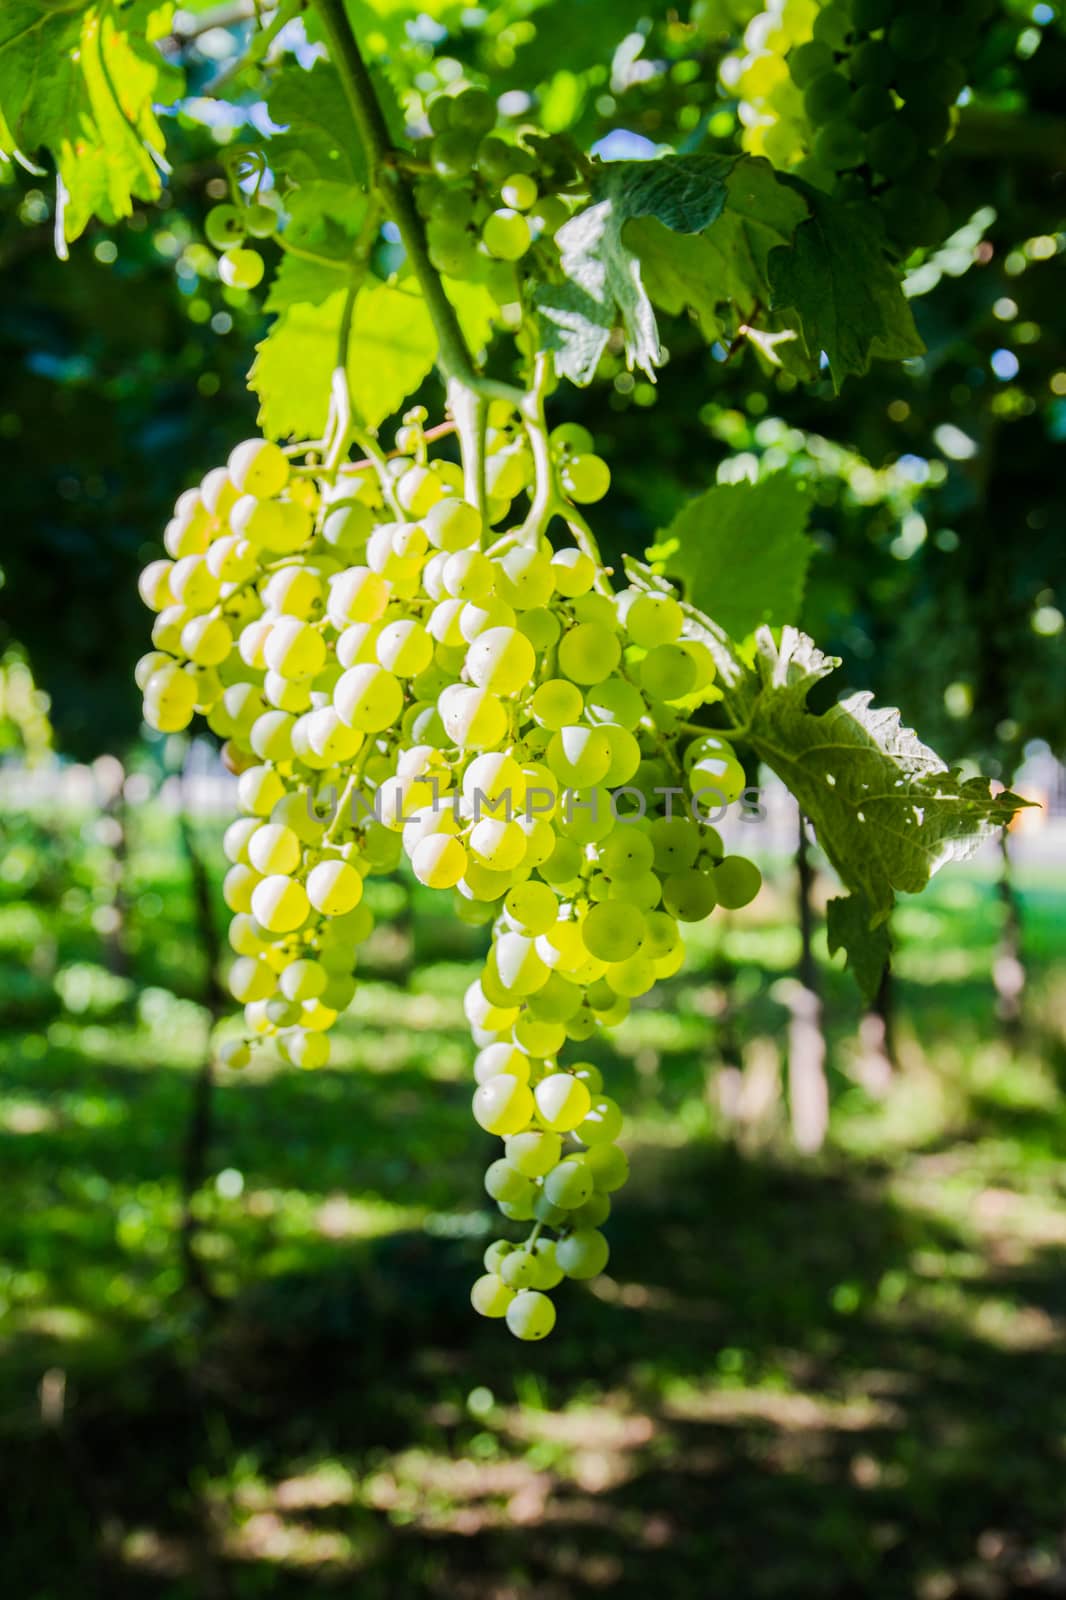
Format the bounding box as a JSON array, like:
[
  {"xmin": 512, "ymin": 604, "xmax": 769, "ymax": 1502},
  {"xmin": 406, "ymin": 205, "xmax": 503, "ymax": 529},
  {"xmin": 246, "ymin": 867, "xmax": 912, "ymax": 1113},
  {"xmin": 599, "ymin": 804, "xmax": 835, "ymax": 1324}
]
[{"xmin": 205, "ymin": 203, "xmax": 245, "ymax": 250}]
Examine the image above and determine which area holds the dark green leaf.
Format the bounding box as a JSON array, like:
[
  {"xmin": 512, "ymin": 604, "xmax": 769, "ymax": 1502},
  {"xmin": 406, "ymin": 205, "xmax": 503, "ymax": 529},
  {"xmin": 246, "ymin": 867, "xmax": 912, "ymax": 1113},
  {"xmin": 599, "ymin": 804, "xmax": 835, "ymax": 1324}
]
[{"xmin": 769, "ymin": 188, "xmax": 923, "ymax": 388}]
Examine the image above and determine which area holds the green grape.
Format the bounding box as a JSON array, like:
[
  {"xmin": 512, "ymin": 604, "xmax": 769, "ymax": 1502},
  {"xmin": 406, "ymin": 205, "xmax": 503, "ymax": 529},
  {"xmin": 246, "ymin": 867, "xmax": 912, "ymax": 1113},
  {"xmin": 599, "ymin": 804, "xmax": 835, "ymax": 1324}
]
[
  {"xmin": 529, "ymin": 1238, "xmax": 564, "ymax": 1289},
  {"xmin": 450, "ymin": 86, "xmax": 496, "ymax": 135},
  {"xmin": 852, "ymin": 0, "xmax": 891, "ymax": 26},
  {"xmin": 503, "ymin": 880, "xmax": 559, "ymax": 936},
  {"xmin": 431, "ymin": 129, "xmax": 481, "ymax": 178},
  {"xmin": 558, "ymin": 622, "xmax": 621, "ymax": 686},
  {"xmin": 424, "ymin": 497, "xmax": 482, "ymax": 552},
  {"xmin": 811, "ymin": 3, "xmax": 852, "ymax": 50},
  {"xmin": 586, "ymin": 675, "xmax": 645, "ymax": 730},
  {"xmin": 243, "ymin": 202, "xmax": 279, "ymax": 238},
  {"xmin": 788, "ymin": 39, "xmax": 834, "ymax": 88},
  {"xmin": 466, "ymin": 625, "xmax": 536, "ymax": 694},
  {"xmin": 888, "ymin": 13, "xmax": 937, "ymax": 62},
  {"xmin": 638, "ymin": 643, "xmax": 698, "ymax": 702},
  {"xmin": 143, "ymin": 663, "xmax": 197, "ymax": 732},
  {"xmin": 661, "ymin": 871, "xmax": 717, "ymax": 923},
  {"xmin": 286, "ymin": 1029, "xmax": 330, "ymax": 1069},
  {"xmin": 534, "ymin": 1072, "xmax": 591, "ymax": 1131},
  {"xmin": 649, "ymin": 816, "xmax": 701, "ymax": 872},
  {"xmin": 531, "ymin": 679, "xmax": 584, "ymax": 731},
  {"xmin": 849, "ymin": 84, "xmax": 894, "ymax": 131},
  {"xmin": 306, "ymin": 859, "xmax": 363, "ymax": 916},
  {"xmin": 335, "ymin": 663, "xmax": 404, "ymax": 731},
  {"xmin": 280, "ymin": 958, "xmax": 327, "ymax": 1002},
  {"xmin": 578, "ymin": 1096, "xmax": 623, "ymax": 1145},
  {"xmin": 505, "ymin": 1129, "xmax": 562, "ymax": 1177},
  {"xmin": 229, "ymin": 439, "xmax": 289, "ymax": 498},
  {"xmin": 505, "ymin": 1289, "xmax": 556, "ymax": 1340},
  {"xmin": 555, "ymin": 1228, "xmax": 610, "ymax": 1279},
  {"xmin": 583, "ymin": 1143, "xmax": 629, "ymax": 1192},
  {"xmin": 550, "ymin": 422, "xmax": 594, "ymax": 457},
  {"xmin": 483, "ymin": 1239, "xmax": 515, "ymax": 1273},
  {"xmin": 598, "ymin": 829, "xmax": 655, "ymax": 880},
  {"xmin": 813, "ymin": 120, "xmax": 866, "ymax": 171},
  {"xmin": 495, "ymin": 547, "xmax": 554, "ymax": 610},
  {"xmin": 216, "ymin": 1038, "xmax": 251, "ymax": 1070},
  {"xmin": 850, "ymin": 37, "xmax": 895, "ymax": 87},
  {"xmin": 482, "ymin": 208, "xmax": 532, "ymax": 261},
  {"xmin": 473, "ymin": 1074, "xmax": 535, "ymax": 1135},
  {"xmin": 582, "ymin": 902, "xmax": 645, "ymax": 962},
  {"xmin": 865, "ymin": 118, "xmax": 919, "ymax": 178},
  {"xmin": 500, "ymin": 172, "xmax": 538, "ymax": 211},
  {"xmin": 546, "ymin": 725, "xmax": 612, "ymax": 787},
  {"xmin": 543, "ymin": 1159, "xmax": 594, "ymax": 1210},
  {"xmin": 803, "ymin": 71, "xmax": 852, "ymax": 125},
  {"xmin": 251, "ymin": 874, "xmax": 310, "ymax": 934},
  {"xmin": 205, "ymin": 204, "xmax": 245, "ymax": 250},
  {"xmin": 713, "ymin": 855, "xmax": 763, "ymax": 909},
  {"xmin": 138, "ymin": 559, "xmax": 175, "ymax": 611},
  {"xmin": 485, "ymin": 1159, "xmax": 537, "ymax": 1207},
  {"xmin": 228, "ymin": 955, "xmax": 275, "ymax": 1003},
  {"xmin": 561, "ymin": 453, "xmax": 610, "ymax": 504},
  {"xmin": 475, "ymin": 1042, "xmax": 530, "ymax": 1084},
  {"xmin": 499, "ymin": 1249, "xmax": 540, "ymax": 1288},
  {"xmin": 248, "ymin": 822, "xmax": 301, "ymax": 876},
  {"xmin": 550, "ymin": 547, "xmax": 595, "ymax": 598},
  {"xmin": 471, "ymin": 1274, "xmax": 515, "ymax": 1317},
  {"xmin": 626, "ymin": 592, "xmax": 683, "ymax": 648},
  {"xmin": 572, "ymin": 1191, "xmax": 611, "ymax": 1228},
  {"xmin": 411, "ymin": 833, "xmax": 467, "ymax": 889},
  {"xmin": 218, "ymin": 247, "xmax": 264, "ymax": 289},
  {"xmin": 532, "ymin": 195, "xmax": 569, "ymax": 236}
]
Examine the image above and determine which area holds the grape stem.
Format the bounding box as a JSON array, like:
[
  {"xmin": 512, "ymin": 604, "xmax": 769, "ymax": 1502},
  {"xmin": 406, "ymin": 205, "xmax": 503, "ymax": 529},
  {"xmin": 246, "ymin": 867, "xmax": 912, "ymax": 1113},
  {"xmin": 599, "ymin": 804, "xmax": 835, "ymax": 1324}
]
[{"xmin": 313, "ymin": 0, "xmax": 523, "ymax": 410}]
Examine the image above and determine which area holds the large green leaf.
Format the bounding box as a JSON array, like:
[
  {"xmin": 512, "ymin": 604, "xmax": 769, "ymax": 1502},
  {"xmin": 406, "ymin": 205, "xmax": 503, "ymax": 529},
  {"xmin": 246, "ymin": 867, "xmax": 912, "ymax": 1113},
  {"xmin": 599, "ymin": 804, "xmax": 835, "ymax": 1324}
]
[
  {"xmin": 548, "ymin": 153, "xmax": 734, "ymax": 381},
  {"xmin": 250, "ymin": 280, "xmax": 437, "ymax": 440},
  {"xmin": 630, "ymin": 157, "xmax": 809, "ymax": 345},
  {"xmin": 0, "ymin": 1, "xmax": 181, "ymax": 241},
  {"xmin": 768, "ymin": 187, "xmax": 923, "ymax": 388},
  {"xmin": 662, "ymin": 474, "xmax": 813, "ymax": 641},
  {"xmin": 624, "ymin": 560, "xmax": 1031, "ymax": 996}
]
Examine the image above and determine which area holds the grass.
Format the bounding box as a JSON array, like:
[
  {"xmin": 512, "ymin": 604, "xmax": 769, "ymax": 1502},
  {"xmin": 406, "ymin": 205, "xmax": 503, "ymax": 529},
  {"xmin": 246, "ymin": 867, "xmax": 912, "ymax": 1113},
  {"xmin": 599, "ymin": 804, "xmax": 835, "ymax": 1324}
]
[{"xmin": 1, "ymin": 799, "xmax": 1065, "ymax": 1598}]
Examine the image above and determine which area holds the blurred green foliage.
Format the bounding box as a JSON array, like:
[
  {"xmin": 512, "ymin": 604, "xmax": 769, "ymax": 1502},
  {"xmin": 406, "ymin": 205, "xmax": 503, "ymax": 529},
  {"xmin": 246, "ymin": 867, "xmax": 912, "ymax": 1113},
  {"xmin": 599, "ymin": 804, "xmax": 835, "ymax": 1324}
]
[{"xmin": 1, "ymin": 796, "xmax": 1065, "ymax": 1594}]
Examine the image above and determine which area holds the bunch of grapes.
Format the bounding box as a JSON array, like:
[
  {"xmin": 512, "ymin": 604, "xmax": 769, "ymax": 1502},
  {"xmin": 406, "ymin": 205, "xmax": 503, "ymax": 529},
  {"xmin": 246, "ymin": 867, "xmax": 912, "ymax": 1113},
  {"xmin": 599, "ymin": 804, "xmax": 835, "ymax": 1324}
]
[
  {"xmin": 720, "ymin": 0, "xmax": 992, "ymax": 252},
  {"xmin": 203, "ymin": 188, "xmax": 279, "ymax": 290},
  {"xmin": 135, "ymin": 409, "xmax": 761, "ymax": 1340},
  {"xmin": 414, "ymin": 85, "xmax": 577, "ymax": 293}
]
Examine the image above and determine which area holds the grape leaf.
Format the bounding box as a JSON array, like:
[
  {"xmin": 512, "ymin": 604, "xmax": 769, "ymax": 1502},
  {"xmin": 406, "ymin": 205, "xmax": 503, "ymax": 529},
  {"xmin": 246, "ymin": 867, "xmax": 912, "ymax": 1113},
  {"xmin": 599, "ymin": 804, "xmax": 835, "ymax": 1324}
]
[
  {"xmin": 623, "ymin": 559, "xmax": 1031, "ymax": 994},
  {"xmin": 825, "ymin": 896, "xmax": 892, "ymax": 1004},
  {"xmin": 662, "ymin": 474, "xmax": 813, "ymax": 641},
  {"xmin": 0, "ymin": 1, "xmax": 181, "ymax": 241},
  {"xmin": 250, "ymin": 281, "xmax": 437, "ymax": 439},
  {"xmin": 552, "ymin": 153, "xmax": 734, "ymax": 380},
  {"xmin": 768, "ymin": 187, "xmax": 923, "ymax": 388},
  {"xmin": 265, "ymin": 184, "xmax": 368, "ymax": 313},
  {"xmin": 630, "ymin": 157, "xmax": 809, "ymax": 343},
  {"xmin": 266, "ymin": 59, "xmax": 367, "ymax": 187},
  {"xmin": 533, "ymin": 282, "xmax": 614, "ymax": 386}
]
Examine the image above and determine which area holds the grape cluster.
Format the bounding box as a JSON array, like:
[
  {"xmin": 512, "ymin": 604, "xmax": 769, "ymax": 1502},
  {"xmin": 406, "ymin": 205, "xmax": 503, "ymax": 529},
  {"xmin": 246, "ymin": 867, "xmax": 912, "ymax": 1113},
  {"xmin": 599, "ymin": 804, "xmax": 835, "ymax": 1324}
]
[
  {"xmin": 203, "ymin": 192, "xmax": 279, "ymax": 290},
  {"xmin": 414, "ymin": 86, "xmax": 576, "ymax": 297},
  {"xmin": 720, "ymin": 0, "xmax": 991, "ymax": 252},
  {"xmin": 135, "ymin": 412, "xmax": 762, "ymax": 1338}
]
